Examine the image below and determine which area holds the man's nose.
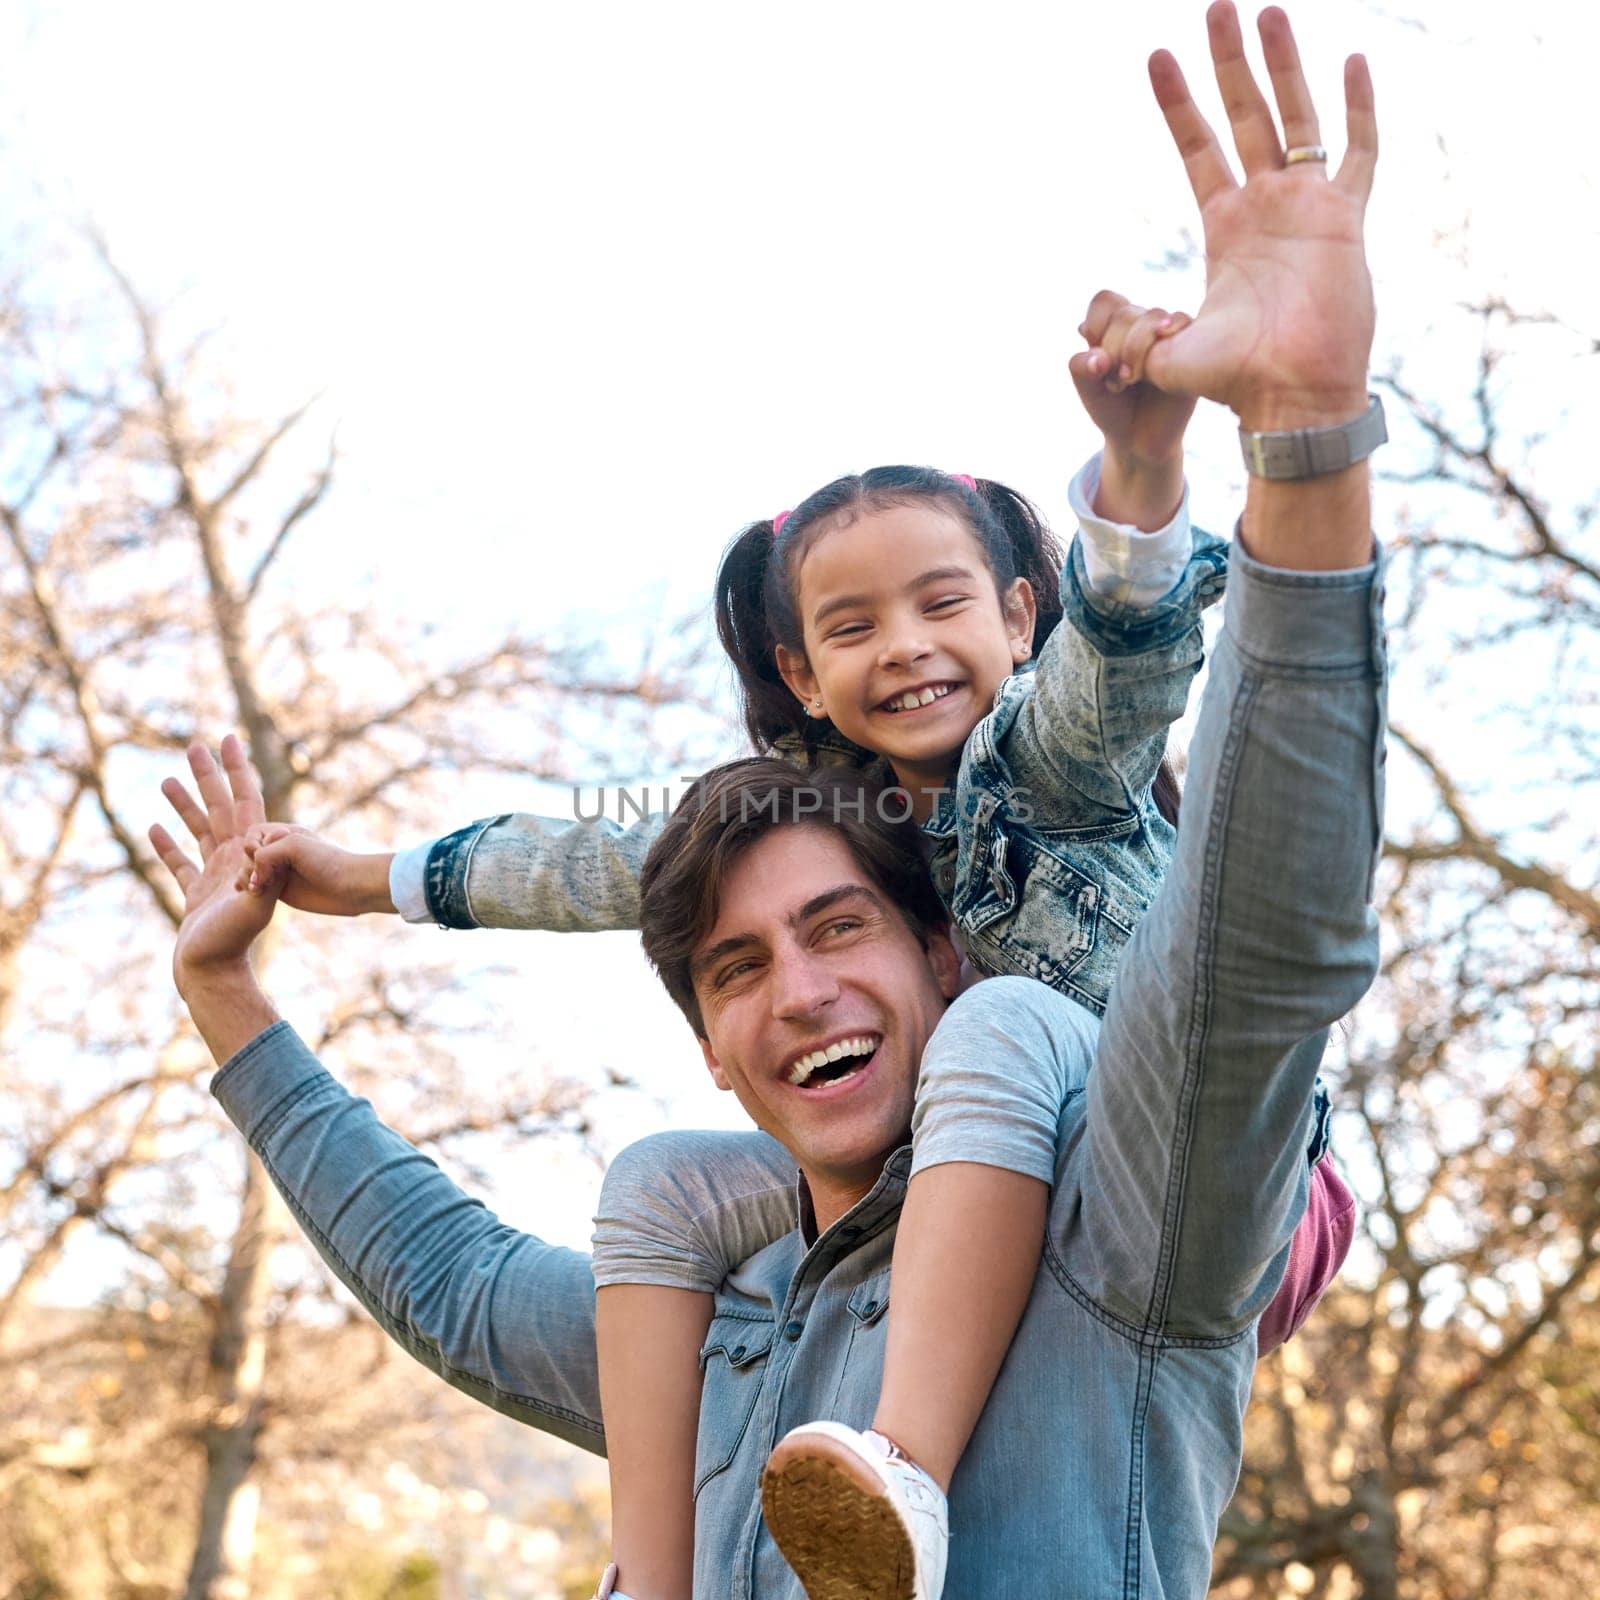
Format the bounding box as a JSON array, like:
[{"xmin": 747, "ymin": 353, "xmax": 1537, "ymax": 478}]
[{"xmin": 769, "ymin": 942, "xmax": 839, "ymax": 1021}]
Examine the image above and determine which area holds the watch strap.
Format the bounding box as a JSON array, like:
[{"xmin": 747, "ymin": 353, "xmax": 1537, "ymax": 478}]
[{"xmin": 1239, "ymin": 393, "xmax": 1387, "ymax": 480}]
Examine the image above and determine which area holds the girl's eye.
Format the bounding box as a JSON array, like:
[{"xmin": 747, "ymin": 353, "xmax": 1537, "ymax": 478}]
[
  {"xmin": 828, "ymin": 623, "xmax": 869, "ymax": 641},
  {"xmin": 927, "ymin": 596, "xmax": 968, "ymax": 613}
]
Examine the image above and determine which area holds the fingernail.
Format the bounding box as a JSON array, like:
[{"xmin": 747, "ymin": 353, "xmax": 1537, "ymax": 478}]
[
  {"xmin": 249, "ymin": 874, "xmax": 260, "ymax": 893},
  {"xmin": 1119, "ymin": 364, "xmax": 1133, "ymax": 384}
]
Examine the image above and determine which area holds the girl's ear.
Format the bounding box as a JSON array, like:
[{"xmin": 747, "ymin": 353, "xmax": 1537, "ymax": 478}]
[
  {"xmin": 1004, "ymin": 577, "xmax": 1038, "ymax": 664},
  {"xmin": 776, "ymin": 644, "xmax": 824, "ymax": 715}
]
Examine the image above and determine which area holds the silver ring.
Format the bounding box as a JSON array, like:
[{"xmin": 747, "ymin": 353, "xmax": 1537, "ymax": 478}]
[{"xmin": 1284, "ymin": 144, "xmax": 1329, "ymax": 166}]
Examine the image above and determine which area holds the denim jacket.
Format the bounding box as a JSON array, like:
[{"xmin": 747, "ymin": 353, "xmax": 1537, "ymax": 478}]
[
  {"xmin": 211, "ymin": 541, "xmax": 1387, "ymax": 1598},
  {"xmin": 417, "ymin": 526, "xmax": 1229, "ymax": 1022}
]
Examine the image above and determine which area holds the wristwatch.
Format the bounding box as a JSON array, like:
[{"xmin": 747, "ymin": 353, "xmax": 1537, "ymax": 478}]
[{"xmin": 1239, "ymin": 393, "xmax": 1387, "ymax": 480}]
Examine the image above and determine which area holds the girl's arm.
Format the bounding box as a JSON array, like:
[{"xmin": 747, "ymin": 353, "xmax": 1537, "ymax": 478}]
[
  {"xmin": 398, "ymin": 808, "xmax": 665, "ymax": 930},
  {"xmin": 244, "ymin": 806, "xmax": 668, "ymax": 931},
  {"xmin": 1006, "ymin": 501, "xmax": 1228, "ymax": 820},
  {"xmin": 1001, "ymin": 290, "xmax": 1226, "ymax": 821}
]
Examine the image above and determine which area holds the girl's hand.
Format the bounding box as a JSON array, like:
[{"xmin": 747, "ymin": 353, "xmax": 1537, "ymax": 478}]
[
  {"xmin": 1070, "ymin": 292, "xmax": 1197, "ymax": 465},
  {"xmin": 234, "ymin": 823, "xmax": 398, "ymax": 917},
  {"xmin": 1069, "ymin": 293, "xmax": 1197, "ymax": 531}
]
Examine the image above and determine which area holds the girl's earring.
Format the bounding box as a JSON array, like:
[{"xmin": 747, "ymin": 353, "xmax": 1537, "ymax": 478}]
[{"xmin": 810, "ymin": 699, "xmax": 824, "ymax": 717}]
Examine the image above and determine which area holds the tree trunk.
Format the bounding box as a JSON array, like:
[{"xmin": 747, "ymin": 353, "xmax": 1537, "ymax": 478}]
[
  {"xmin": 1345, "ymin": 1478, "xmax": 1402, "ymax": 1600},
  {"xmin": 181, "ymin": 1151, "xmax": 282, "ymax": 1600}
]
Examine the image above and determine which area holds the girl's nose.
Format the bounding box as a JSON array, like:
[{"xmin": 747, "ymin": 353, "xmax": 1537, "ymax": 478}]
[{"xmin": 877, "ymin": 622, "xmax": 933, "ymax": 669}]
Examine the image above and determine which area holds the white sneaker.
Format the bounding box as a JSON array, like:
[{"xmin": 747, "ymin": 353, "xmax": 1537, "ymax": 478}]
[{"xmin": 761, "ymin": 1421, "xmax": 949, "ymax": 1600}]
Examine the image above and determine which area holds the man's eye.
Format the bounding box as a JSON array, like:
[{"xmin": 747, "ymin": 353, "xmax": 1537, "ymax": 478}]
[
  {"xmin": 819, "ymin": 918, "xmax": 862, "ymax": 939},
  {"xmin": 716, "ymin": 960, "xmax": 758, "ymax": 987}
]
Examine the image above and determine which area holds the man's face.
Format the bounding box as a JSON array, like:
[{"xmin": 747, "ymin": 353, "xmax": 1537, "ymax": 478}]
[{"xmin": 690, "ymin": 825, "xmax": 961, "ymax": 1217}]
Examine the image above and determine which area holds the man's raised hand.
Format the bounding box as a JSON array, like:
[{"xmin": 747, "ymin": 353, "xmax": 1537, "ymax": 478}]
[
  {"xmin": 1142, "ymin": 3, "xmax": 1378, "ymax": 431},
  {"xmin": 150, "ymin": 736, "xmax": 281, "ymax": 985}
]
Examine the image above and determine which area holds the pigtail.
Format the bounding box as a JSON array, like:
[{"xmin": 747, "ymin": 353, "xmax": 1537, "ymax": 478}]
[
  {"xmin": 970, "ymin": 479, "xmax": 1065, "ymax": 650},
  {"xmin": 714, "ymin": 520, "xmax": 812, "ymax": 754}
]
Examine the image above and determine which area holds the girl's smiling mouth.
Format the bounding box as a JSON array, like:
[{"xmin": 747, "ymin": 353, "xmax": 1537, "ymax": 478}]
[{"xmin": 877, "ymin": 682, "xmax": 963, "ymax": 715}]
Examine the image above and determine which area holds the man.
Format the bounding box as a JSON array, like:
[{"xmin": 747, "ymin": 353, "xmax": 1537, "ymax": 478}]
[{"xmin": 151, "ymin": 5, "xmax": 1386, "ymax": 1594}]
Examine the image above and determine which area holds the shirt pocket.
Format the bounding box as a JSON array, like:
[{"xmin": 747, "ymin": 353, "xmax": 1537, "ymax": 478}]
[
  {"xmin": 827, "ymin": 1275, "xmax": 892, "ymax": 1419},
  {"xmin": 695, "ymin": 1313, "xmax": 774, "ymax": 1498}
]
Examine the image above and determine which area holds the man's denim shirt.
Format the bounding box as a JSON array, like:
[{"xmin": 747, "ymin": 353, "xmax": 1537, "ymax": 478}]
[
  {"xmin": 212, "ymin": 541, "xmax": 1387, "ymax": 1598},
  {"xmin": 417, "ymin": 528, "xmax": 1229, "ymax": 1022}
]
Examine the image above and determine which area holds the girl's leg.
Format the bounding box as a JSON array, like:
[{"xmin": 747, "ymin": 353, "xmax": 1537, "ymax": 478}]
[
  {"xmin": 591, "ymin": 1128, "xmax": 799, "ymax": 1599},
  {"xmin": 763, "ymin": 978, "xmax": 1080, "ymax": 1598},
  {"xmin": 596, "ymin": 1285, "xmax": 711, "ymax": 1600},
  {"xmin": 869, "ymin": 978, "xmax": 1080, "ymax": 1488},
  {"xmin": 870, "ymin": 1162, "xmax": 1048, "ymax": 1489}
]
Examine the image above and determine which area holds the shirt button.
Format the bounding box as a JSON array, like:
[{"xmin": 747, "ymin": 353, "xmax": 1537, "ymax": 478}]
[
  {"xmin": 730, "ymin": 1345, "xmax": 747, "ymax": 1362},
  {"xmin": 784, "ymin": 1320, "xmax": 804, "ymax": 1341}
]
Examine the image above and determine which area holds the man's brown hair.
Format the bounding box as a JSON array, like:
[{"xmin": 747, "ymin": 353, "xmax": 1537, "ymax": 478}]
[{"xmin": 639, "ymin": 759, "xmax": 948, "ymax": 1036}]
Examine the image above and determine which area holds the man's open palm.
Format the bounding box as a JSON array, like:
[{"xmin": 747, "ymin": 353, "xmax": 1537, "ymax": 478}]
[
  {"xmin": 150, "ymin": 736, "xmax": 280, "ymax": 978},
  {"xmin": 1143, "ymin": 4, "xmax": 1378, "ymax": 424}
]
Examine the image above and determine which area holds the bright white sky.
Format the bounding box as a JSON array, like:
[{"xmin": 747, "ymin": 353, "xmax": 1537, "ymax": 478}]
[{"xmin": 2, "ymin": 0, "xmax": 1594, "ymax": 1255}]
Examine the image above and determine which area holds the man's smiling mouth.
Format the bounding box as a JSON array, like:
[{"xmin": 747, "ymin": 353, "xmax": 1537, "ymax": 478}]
[
  {"xmin": 878, "ymin": 683, "xmax": 960, "ymax": 715},
  {"xmin": 786, "ymin": 1034, "xmax": 881, "ymax": 1087}
]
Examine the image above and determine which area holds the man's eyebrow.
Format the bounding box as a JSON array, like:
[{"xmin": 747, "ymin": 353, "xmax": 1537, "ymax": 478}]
[
  {"xmin": 811, "ymin": 566, "xmax": 980, "ymax": 628},
  {"xmin": 691, "ymin": 884, "xmax": 886, "ymax": 981},
  {"xmin": 795, "ymin": 884, "xmax": 884, "ymax": 923}
]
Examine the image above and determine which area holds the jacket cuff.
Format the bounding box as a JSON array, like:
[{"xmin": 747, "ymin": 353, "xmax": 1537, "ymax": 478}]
[
  {"xmin": 1226, "ymin": 533, "xmax": 1385, "ymax": 676},
  {"xmin": 211, "ymin": 1020, "xmax": 327, "ymax": 1146},
  {"xmin": 1061, "ymin": 523, "xmax": 1229, "ymax": 658},
  {"xmin": 423, "ymin": 816, "xmax": 508, "ymax": 928},
  {"xmin": 1068, "ymin": 450, "xmax": 1195, "ymax": 608}
]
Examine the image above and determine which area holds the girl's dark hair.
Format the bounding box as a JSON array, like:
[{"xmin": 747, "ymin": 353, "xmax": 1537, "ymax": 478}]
[{"xmin": 714, "ymin": 467, "xmax": 1181, "ymax": 827}]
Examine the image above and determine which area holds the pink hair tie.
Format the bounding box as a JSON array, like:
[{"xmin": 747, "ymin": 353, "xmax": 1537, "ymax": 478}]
[
  {"xmin": 772, "ymin": 510, "xmax": 792, "ymax": 536},
  {"xmin": 950, "ymin": 473, "xmax": 977, "ymax": 491}
]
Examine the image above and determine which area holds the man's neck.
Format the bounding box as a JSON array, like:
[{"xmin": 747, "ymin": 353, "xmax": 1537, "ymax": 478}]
[{"xmin": 801, "ymin": 1165, "xmax": 890, "ymax": 1241}]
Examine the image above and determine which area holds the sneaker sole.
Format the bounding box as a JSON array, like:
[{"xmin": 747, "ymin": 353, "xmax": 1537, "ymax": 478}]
[{"xmin": 761, "ymin": 1431, "xmax": 917, "ymax": 1600}]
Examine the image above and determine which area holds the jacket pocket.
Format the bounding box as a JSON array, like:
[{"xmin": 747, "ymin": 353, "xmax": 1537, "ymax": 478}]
[
  {"xmin": 957, "ymin": 828, "xmax": 1101, "ymax": 985},
  {"xmin": 695, "ymin": 1313, "xmax": 774, "ymax": 1497}
]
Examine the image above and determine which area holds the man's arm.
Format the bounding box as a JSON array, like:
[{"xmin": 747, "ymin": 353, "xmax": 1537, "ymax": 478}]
[
  {"xmin": 1067, "ymin": 537, "xmax": 1383, "ymax": 1334},
  {"xmin": 213, "ymin": 1020, "xmax": 604, "ymax": 1450},
  {"xmin": 1057, "ymin": 3, "xmax": 1384, "ymax": 1332},
  {"xmin": 152, "ymin": 738, "xmax": 604, "ymax": 1450}
]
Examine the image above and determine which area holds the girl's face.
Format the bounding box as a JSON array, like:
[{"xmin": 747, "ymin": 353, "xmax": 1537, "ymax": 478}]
[{"xmin": 776, "ymin": 501, "xmax": 1036, "ymax": 798}]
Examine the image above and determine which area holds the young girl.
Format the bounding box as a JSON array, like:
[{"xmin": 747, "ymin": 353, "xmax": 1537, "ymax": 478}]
[{"xmin": 240, "ymin": 294, "xmax": 1348, "ymax": 1600}]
